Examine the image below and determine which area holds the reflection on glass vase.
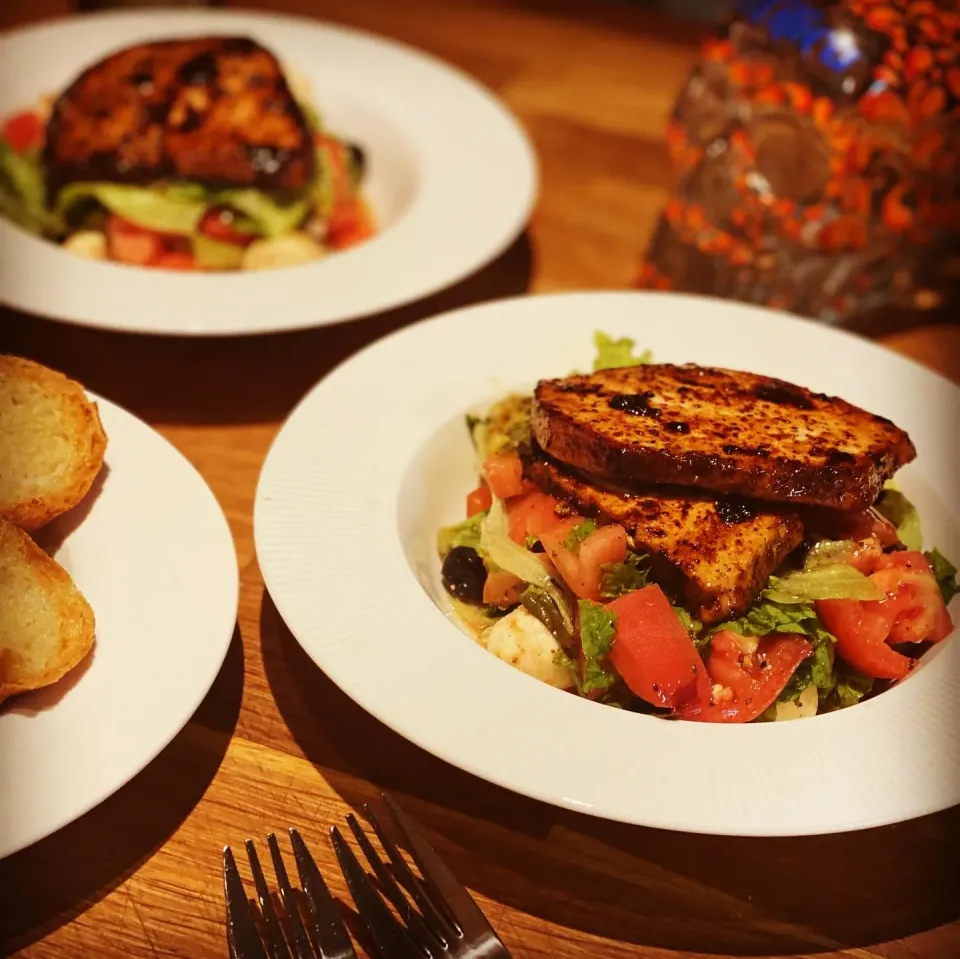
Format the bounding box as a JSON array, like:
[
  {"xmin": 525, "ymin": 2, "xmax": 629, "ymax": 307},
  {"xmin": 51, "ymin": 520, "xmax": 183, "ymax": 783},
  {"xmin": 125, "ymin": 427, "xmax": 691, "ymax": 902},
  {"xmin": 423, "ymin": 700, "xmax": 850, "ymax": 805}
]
[{"xmin": 637, "ymin": 0, "xmax": 959, "ymax": 336}]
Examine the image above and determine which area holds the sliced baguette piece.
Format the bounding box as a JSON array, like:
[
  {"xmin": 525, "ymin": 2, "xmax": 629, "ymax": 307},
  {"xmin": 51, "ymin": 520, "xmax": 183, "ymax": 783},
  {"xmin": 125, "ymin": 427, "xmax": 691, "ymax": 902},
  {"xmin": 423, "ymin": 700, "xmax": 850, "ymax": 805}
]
[
  {"xmin": 0, "ymin": 355, "xmax": 107, "ymax": 531},
  {"xmin": 532, "ymin": 364, "xmax": 916, "ymax": 511},
  {"xmin": 0, "ymin": 518, "xmax": 95, "ymax": 706}
]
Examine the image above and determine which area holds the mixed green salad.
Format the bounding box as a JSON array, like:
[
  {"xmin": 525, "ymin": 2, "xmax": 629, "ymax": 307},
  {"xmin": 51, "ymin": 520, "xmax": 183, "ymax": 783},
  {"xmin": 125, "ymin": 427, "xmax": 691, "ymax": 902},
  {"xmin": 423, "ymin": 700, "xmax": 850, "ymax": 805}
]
[
  {"xmin": 0, "ymin": 87, "xmax": 373, "ymax": 271},
  {"xmin": 436, "ymin": 334, "xmax": 958, "ymax": 723}
]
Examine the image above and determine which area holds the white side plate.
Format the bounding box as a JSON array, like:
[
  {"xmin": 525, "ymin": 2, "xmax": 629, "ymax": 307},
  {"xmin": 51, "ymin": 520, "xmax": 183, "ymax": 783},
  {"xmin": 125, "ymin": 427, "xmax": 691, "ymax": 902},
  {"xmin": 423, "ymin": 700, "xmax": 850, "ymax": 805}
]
[
  {"xmin": 0, "ymin": 396, "xmax": 238, "ymax": 858},
  {"xmin": 254, "ymin": 292, "xmax": 959, "ymax": 836}
]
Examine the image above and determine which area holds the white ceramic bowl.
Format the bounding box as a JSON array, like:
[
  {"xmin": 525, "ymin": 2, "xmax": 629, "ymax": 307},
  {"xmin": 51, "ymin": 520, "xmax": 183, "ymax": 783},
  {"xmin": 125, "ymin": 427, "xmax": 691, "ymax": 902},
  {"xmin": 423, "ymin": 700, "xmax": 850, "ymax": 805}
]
[
  {"xmin": 255, "ymin": 292, "xmax": 960, "ymax": 836},
  {"xmin": 0, "ymin": 10, "xmax": 537, "ymax": 335}
]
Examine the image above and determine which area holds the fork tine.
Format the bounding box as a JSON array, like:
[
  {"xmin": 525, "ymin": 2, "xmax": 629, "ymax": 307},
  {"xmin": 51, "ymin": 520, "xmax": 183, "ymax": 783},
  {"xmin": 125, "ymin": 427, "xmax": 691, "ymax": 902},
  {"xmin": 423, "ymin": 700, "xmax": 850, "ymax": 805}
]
[
  {"xmin": 245, "ymin": 840, "xmax": 293, "ymax": 959},
  {"xmin": 288, "ymin": 827, "xmax": 358, "ymax": 959},
  {"xmin": 223, "ymin": 846, "xmax": 269, "ymax": 959},
  {"xmin": 330, "ymin": 826, "xmax": 423, "ymax": 959},
  {"xmin": 382, "ymin": 793, "xmax": 495, "ymax": 938},
  {"xmin": 266, "ymin": 833, "xmax": 315, "ymax": 959},
  {"xmin": 346, "ymin": 813, "xmax": 447, "ymax": 953},
  {"xmin": 361, "ymin": 805, "xmax": 458, "ymax": 939}
]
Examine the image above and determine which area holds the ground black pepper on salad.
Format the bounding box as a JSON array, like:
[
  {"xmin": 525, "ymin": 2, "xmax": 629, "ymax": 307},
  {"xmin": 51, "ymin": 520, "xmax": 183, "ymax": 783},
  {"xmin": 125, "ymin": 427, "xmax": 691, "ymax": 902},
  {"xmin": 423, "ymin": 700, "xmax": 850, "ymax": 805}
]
[{"xmin": 436, "ymin": 333, "xmax": 958, "ymax": 723}]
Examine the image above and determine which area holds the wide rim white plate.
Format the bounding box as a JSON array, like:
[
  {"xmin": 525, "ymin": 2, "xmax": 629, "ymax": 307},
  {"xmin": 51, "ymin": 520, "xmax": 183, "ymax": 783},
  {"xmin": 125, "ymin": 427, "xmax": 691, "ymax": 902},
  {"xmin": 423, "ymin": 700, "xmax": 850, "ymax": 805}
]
[
  {"xmin": 0, "ymin": 10, "xmax": 537, "ymax": 336},
  {"xmin": 254, "ymin": 292, "xmax": 960, "ymax": 836},
  {"xmin": 0, "ymin": 395, "xmax": 238, "ymax": 858}
]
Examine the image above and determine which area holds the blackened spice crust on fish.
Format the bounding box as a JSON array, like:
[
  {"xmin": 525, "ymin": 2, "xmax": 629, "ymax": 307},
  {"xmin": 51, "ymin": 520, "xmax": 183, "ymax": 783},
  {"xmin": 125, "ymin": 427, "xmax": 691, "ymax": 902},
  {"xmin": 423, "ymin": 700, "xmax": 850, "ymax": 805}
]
[
  {"xmin": 44, "ymin": 35, "xmax": 315, "ymax": 199},
  {"xmin": 523, "ymin": 449, "xmax": 804, "ymax": 624},
  {"xmin": 532, "ymin": 364, "xmax": 916, "ymax": 512}
]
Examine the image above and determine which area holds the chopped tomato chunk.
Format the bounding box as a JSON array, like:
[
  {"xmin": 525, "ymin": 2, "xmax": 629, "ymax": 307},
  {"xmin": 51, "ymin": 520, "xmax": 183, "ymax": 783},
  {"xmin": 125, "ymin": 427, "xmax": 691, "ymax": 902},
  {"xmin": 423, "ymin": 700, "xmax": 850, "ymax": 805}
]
[
  {"xmin": 2, "ymin": 110, "xmax": 43, "ymax": 153},
  {"xmin": 872, "ymin": 551, "xmax": 953, "ymax": 643},
  {"xmin": 506, "ymin": 490, "xmax": 565, "ymax": 543},
  {"xmin": 482, "ymin": 569, "xmax": 524, "ymax": 607},
  {"xmin": 579, "ymin": 525, "xmax": 628, "ymax": 586},
  {"xmin": 817, "ymin": 550, "xmax": 953, "ymax": 679},
  {"xmin": 466, "ymin": 483, "xmax": 492, "ymax": 518},
  {"xmin": 680, "ymin": 631, "xmax": 813, "ymax": 723},
  {"xmin": 541, "ymin": 520, "xmax": 628, "ymax": 600},
  {"xmin": 106, "ymin": 216, "xmax": 165, "ymax": 266},
  {"xmin": 817, "ymin": 597, "xmax": 910, "ymax": 679},
  {"xmin": 540, "ymin": 520, "xmax": 585, "ymax": 594},
  {"xmin": 484, "ymin": 451, "xmax": 524, "ymax": 500},
  {"xmin": 606, "ymin": 585, "xmax": 711, "ymax": 709},
  {"xmin": 326, "ymin": 196, "xmax": 375, "ymax": 250},
  {"xmin": 198, "ymin": 208, "xmax": 255, "ymax": 247}
]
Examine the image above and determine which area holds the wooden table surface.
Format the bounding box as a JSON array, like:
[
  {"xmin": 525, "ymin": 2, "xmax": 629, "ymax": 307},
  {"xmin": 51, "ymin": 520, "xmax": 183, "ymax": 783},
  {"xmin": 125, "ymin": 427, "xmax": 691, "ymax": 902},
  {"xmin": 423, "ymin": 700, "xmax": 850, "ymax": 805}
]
[{"xmin": 1, "ymin": 2, "xmax": 958, "ymax": 958}]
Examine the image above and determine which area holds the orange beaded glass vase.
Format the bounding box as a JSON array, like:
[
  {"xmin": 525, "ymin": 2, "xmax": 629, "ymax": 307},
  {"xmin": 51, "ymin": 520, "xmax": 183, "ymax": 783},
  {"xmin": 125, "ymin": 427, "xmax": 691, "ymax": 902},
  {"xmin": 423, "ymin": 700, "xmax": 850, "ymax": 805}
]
[{"xmin": 637, "ymin": 0, "xmax": 959, "ymax": 333}]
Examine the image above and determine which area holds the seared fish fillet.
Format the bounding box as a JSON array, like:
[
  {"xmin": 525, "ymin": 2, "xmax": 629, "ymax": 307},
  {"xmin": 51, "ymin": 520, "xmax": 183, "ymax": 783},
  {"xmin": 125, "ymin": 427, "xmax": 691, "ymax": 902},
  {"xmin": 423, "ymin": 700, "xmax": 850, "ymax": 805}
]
[
  {"xmin": 525, "ymin": 451, "xmax": 805, "ymax": 624},
  {"xmin": 532, "ymin": 365, "xmax": 915, "ymax": 512},
  {"xmin": 44, "ymin": 36, "xmax": 315, "ymax": 197}
]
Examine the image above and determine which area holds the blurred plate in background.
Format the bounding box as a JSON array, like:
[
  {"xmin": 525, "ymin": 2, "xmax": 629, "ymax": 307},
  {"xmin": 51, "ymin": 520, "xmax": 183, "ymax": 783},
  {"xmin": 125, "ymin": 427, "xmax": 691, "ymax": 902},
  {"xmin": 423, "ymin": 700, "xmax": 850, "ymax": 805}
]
[{"xmin": 0, "ymin": 9, "xmax": 537, "ymax": 335}]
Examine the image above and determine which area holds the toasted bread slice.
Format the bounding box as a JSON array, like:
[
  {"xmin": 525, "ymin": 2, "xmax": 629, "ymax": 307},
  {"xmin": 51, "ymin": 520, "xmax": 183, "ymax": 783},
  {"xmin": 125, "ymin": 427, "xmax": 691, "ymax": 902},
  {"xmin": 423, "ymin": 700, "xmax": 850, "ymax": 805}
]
[
  {"xmin": 0, "ymin": 518, "xmax": 95, "ymax": 705},
  {"xmin": 0, "ymin": 355, "xmax": 107, "ymax": 531},
  {"xmin": 525, "ymin": 451, "xmax": 804, "ymax": 624},
  {"xmin": 45, "ymin": 36, "xmax": 315, "ymax": 199},
  {"xmin": 532, "ymin": 365, "xmax": 915, "ymax": 511}
]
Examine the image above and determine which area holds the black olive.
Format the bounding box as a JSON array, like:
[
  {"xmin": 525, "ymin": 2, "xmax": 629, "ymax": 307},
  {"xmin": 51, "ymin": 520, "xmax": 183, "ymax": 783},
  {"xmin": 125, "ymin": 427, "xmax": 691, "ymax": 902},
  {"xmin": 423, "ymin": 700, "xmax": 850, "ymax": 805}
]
[
  {"xmin": 346, "ymin": 143, "xmax": 366, "ymax": 181},
  {"xmin": 441, "ymin": 546, "xmax": 487, "ymax": 604}
]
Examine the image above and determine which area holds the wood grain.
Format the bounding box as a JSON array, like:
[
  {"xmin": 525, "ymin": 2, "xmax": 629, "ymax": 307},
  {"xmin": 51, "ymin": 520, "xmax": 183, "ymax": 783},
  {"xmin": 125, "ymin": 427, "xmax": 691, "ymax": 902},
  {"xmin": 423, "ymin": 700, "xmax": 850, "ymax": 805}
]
[{"xmin": 1, "ymin": 1, "xmax": 958, "ymax": 958}]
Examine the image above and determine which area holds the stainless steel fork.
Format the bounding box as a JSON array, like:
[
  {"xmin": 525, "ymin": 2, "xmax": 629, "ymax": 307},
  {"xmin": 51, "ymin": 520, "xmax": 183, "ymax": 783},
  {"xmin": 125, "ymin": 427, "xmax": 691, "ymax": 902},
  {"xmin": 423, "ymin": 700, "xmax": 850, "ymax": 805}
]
[
  {"xmin": 331, "ymin": 793, "xmax": 511, "ymax": 959},
  {"xmin": 223, "ymin": 829, "xmax": 358, "ymax": 959}
]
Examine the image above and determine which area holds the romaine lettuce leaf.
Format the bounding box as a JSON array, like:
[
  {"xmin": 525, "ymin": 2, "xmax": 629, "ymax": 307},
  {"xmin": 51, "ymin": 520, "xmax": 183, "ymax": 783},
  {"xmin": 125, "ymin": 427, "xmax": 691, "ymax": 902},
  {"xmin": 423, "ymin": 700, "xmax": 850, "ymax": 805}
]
[
  {"xmin": 0, "ymin": 141, "xmax": 58, "ymax": 236},
  {"xmin": 578, "ymin": 599, "xmax": 618, "ymax": 694},
  {"xmin": 215, "ymin": 188, "xmax": 309, "ymax": 238},
  {"xmin": 563, "ymin": 520, "xmax": 596, "ymax": 553},
  {"xmin": 835, "ymin": 667, "xmax": 873, "ymax": 708},
  {"xmin": 592, "ymin": 331, "xmax": 652, "ymax": 371},
  {"xmin": 803, "ymin": 539, "xmax": 861, "ymax": 570},
  {"xmin": 56, "ymin": 182, "xmax": 208, "ymax": 234},
  {"xmin": 780, "ymin": 640, "xmax": 836, "ymax": 703},
  {"xmin": 719, "ymin": 597, "xmax": 840, "ymax": 709},
  {"xmin": 479, "ymin": 395, "xmax": 531, "ymax": 457},
  {"xmin": 673, "ymin": 605, "xmax": 705, "ymax": 646},
  {"xmin": 721, "ymin": 598, "xmax": 833, "ymax": 640},
  {"xmin": 875, "ymin": 487, "xmax": 923, "ymax": 550},
  {"xmin": 55, "ymin": 181, "xmax": 309, "ymax": 239},
  {"xmin": 599, "ymin": 552, "xmax": 649, "ymax": 599},
  {"xmin": 763, "ymin": 564, "xmax": 884, "ymax": 604},
  {"xmin": 552, "ymin": 646, "xmax": 579, "ymax": 676},
  {"xmin": 925, "ymin": 548, "xmax": 959, "ymax": 605},
  {"xmin": 437, "ymin": 513, "xmax": 484, "ymax": 555},
  {"xmin": 810, "ymin": 640, "xmax": 836, "ymax": 688}
]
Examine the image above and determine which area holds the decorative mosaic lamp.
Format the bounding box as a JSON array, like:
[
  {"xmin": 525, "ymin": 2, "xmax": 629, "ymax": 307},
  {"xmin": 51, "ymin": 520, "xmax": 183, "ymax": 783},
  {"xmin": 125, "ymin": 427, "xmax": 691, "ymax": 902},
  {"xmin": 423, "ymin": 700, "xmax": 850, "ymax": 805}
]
[{"xmin": 637, "ymin": 0, "xmax": 958, "ymax": 334}]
